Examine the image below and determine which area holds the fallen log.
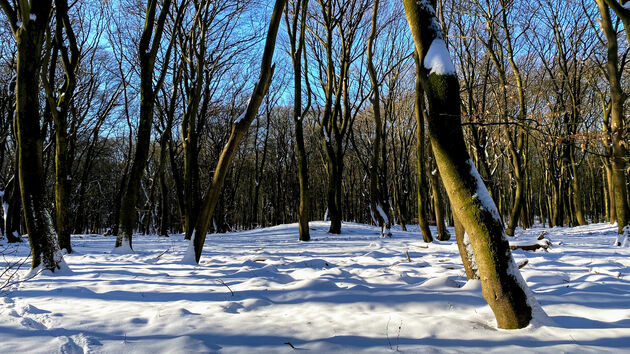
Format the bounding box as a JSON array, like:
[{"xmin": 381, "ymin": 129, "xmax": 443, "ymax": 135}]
[{"xmin": 509, "ymin": 238, "xmax": 552, "ymax": 252}]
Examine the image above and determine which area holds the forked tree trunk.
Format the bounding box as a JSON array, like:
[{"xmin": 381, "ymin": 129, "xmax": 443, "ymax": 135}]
[
  {"xmin": 42, "ymin": 0, "xmax": 81, "ymax": 253},
  {"xmin": 403, "ymin": 0, "xmax": 535, "ymax": 329},
  {"xmin": 285, "ymin": 0, "xmax": 311, "ymax": 241},
  {"xmin": 190, "ymin": 0, "xmax": 287, "ymax": 263},
  {"xmin": 116, "ymin": 0, "xmax": 173, "ymax": 250},
  {"xmin": 181, "ymin": 13, "xmax": 207, "ymax": 240},
  {"xmin": 6, "ymin": 1, "xmax": 61, "ymax": 270}
]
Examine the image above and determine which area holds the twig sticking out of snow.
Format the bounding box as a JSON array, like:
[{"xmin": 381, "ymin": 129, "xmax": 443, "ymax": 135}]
[
  {"xmin": 155, "ymin": 248, "xmax": 169, "ymax": 260},
  {"xmin": 217, "ymin": 279, "xmax": 234, "ymax": 296}
]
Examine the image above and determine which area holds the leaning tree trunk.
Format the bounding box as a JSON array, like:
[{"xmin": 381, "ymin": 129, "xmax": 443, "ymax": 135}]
[
  {"xmin": 189, "ymin": 0, "xmax": 287, "ymax": 263},
  {"xmin": 10, "ymin": 2, "xmax": 61, "ymax": 270},
  {"xmin": 413, "ymin": 52, "xmax": 433, "ymax": 243},
  {"xmin": 403, "ymin": 0, "xmax": 536, "ymax": 329}
]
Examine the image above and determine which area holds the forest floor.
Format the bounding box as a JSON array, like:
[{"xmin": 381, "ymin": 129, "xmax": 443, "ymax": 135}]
[{"xmin": 1, "ymin": 221, "xmax": 629, "ymax": 353}]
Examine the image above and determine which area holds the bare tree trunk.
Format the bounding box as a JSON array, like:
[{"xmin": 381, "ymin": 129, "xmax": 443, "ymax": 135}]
[
  {"xmin": 41, "ymin": 0, "xmax": 81, "ymax": 253},
  {"xmin": 403, "ymin": 0, "xmax": 535, "ymax": 329},
  {"xmin": 4, "ymin": 177, "xmax": 22, "ymax": 243},
  {"xmin": 116, "ymin": 0, "xmax": 174, "ymax": 250},
  {"xmin": 597, "ymin": 0, "xmax": 630, "ymax": 242},
  {"xmin": 4, "ymin": 1, "xmax": 61, "ymax": 270},
  {"xmin": 158, "ymin": 136, "xmax": 169, "ymax": 236},
  {"xmin": 606, "ymin": 163, "xmax": 616, "ymax": 223},
  {"xmin": 453, "ymin": 211, "xmax": 478, "ymax": 280},
  {"xmin": 168, "ymin": 138, "xmax": 185, "ymax": 231},
  {"xmin": 430, "ymin": 156, "xmax": 450, "ymax": 241},
  {"xmin": 413, "ymin": 52, "xmax": 433, "ymax": 243},
  {"xmin": 285, "ymin": 0, "xmax": 311, "ymax": 241},
  {"xmin": 190, "ymin": 0, "xmax": 287, "ymax": 263},
  {"xmin": 367, "ymin": 0, "xmax": 391, "ymax": 237},
  {"xmin": 252, "ymin": 103, "xmax": 271, "ymax": 228}
]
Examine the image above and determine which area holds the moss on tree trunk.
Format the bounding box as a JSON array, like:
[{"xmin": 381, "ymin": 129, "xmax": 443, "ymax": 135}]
[
  {"xmin": 413, "ymin": 52, "xmax": 433, "ymax": 243},
  {"xmin": 403, "ymin": 0, "xmax": 534, "ymax": 329},
  {"xmin": 12, "ymin": 1, "xmax": 60, "ymax": 270}
]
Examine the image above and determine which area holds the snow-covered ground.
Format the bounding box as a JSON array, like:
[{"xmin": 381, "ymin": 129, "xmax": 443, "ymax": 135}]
[{"xmin": 1, "ymin": 222, "xmax": 629, "ymax": 353}]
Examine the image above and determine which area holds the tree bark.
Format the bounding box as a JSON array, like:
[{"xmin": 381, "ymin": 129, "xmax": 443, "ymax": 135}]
[
  {"xmin": 5, "ymin": 162, "xmax": 22, "ymax": 243},
  {"xmin": 42, "ymin": 0, "xmax": 81, "ymax": 253},
  {"xmin": 116, "ymin": 0, "xmax": 173, "ymax": 249},
  {"xmin": 367, "ymin": 0, "xmax": 391, "ymax": 237},
  {"xmin": 597, "ymin": 0, "xmax": 630, "ymax": 238},
  {"xmin": 403, "ymin": 0, "xmax": 534, "ymax": 329},
  {"xmin": 453, "ymin": 211, "xmax": 479, "ymax": 280},
  {"xmin": 413, "ymin": 52, "xmax": 433, "ymax": 243},
  {"xmin": 190, "ymin": 0, "xmax": 287, "ymax": 263},
  {"xmin": 6, "ymin": 1, "xmax": 61, "ymax": 270},
  {"xmin": 430, "ymin": 156, "xmax": 451, "ymax": 241},
  {"xmin": 285, "ymin": 0, "xmax": 311, "ymax": 241}
]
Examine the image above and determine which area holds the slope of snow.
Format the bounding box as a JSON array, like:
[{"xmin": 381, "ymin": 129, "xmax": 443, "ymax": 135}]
[{"xmin": 1, "ymin": 222, "xmax": 629, "ymax": 353}]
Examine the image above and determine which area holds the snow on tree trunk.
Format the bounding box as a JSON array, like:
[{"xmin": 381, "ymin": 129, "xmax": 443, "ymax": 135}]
[{"xmin": 403, "ymin": 0, "xmax": 541, "ymax": 329}]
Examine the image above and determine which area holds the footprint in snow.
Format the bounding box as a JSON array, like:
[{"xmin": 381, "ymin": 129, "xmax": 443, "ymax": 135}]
[
  {"xmin": 55, "ymin": 335, "xmax": 86, "ymax": 354},
  {"xmin": 72, "ymin": 333, "xmax": 102, "ymax": 352},
  {"xmin": 20, "ymin": 317, "xmax": 47, "ymax": 330}
]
